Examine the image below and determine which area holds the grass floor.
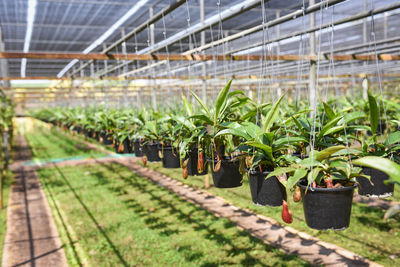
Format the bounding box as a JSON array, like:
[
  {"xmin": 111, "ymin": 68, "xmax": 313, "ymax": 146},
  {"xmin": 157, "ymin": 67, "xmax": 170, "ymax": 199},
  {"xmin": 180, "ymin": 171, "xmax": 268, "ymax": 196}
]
[
  {"xmin": 24, "ymin": 119, "xmax": 400, "ymax": 266},
  {"xmin": 37, "ymin": 163, "xmax": 309, "ymax": 266},
  {"xmin": 23, "ymin": 119, "xmax": 105, "ymax": 160},
  {"xmin": 0, "ymin": 171, "xmax": 12, "ymax": 263}
]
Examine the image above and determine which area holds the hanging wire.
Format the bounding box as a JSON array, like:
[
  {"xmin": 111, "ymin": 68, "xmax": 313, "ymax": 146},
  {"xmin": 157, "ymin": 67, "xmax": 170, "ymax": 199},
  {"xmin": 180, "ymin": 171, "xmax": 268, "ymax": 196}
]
[
  {"xmin": 369, "ymin": 0, "xmax": 392, "ymax": 158},
  {"xmin": 309, "ymin": 2, "xmax": 326, "ymax": 190},
  {"xmin": 295, "ymin": 0, "xmax": 307, "ymax": 109}
]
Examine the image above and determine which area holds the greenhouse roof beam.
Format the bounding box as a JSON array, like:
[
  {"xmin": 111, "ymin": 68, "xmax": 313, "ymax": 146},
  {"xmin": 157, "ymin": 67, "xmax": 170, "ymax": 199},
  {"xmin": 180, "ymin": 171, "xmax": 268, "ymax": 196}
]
[{"xmin": 2, "ymin": 52, "xmax": 400, "ymax": 62}]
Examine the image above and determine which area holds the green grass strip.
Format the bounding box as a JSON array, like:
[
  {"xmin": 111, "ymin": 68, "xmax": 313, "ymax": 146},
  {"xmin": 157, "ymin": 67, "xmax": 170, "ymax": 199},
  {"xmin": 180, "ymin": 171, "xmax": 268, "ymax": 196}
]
[
  {"xmin": 0, "ymin": 171, "xmax": 13, "ymax": 263},
  {"xmin": 37, "ymin": 163, "xmax": 309, "ymax": 266}
]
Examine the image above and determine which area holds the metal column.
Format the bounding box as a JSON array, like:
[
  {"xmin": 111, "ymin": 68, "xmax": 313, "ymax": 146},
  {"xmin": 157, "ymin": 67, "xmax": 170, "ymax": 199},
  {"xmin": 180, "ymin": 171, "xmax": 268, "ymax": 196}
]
[{"xmin": 200, "ymin": 0, "xmax": 207, "ymax": 103}]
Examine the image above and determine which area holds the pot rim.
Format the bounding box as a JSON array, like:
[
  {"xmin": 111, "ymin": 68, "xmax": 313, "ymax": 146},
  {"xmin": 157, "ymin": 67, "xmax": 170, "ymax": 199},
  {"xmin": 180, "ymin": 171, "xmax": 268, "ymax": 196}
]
[{"xmin": 297, "ymin": 178, "xmax": 357, "ymax": 192}]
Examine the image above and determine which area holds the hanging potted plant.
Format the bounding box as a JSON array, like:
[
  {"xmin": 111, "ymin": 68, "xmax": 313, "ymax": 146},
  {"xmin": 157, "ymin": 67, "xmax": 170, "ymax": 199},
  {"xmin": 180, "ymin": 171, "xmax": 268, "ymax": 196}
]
[
  {"xmin": 190, "ymin": 80, "xmax": 250, "ymax": 188},
  {"xmin": 216, "ymin": 94, "xmax": 306, "ymax": 206},
  {"xmin": 141, "ymin": 116, "xmax": 162, "ymax": 162},
  {"xmin": 355, "ymin": 92, "xmax": 399, "ymax": 197},
  {"xmin": 175, "ymin": 95, "xmax": 208, "ymax": 177},
  {"xmin": 158, "ymin": 112, "xmax": 181, "ymax": 169}
]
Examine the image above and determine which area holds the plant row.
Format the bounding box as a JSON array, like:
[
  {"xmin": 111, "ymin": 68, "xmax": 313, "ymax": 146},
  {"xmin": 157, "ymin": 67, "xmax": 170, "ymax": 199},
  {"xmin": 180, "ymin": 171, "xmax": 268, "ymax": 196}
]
[{"xmin": 32, "ymin": 80, "xmax": 400, "ymax": 229}]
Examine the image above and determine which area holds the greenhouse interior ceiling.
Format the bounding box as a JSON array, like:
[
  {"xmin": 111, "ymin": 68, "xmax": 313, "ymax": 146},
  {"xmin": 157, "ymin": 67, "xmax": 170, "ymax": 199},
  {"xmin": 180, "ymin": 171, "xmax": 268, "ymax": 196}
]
[{"xmin": 0, "ymin": 0, "xmax": 400, "ymax": 109}]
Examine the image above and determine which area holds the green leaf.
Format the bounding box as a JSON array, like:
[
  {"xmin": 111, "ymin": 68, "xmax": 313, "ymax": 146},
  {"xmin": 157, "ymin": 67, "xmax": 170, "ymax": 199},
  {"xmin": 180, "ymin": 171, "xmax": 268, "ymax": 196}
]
[
  {"xmin": 262, "ymin": 94, "xmax": 285, "ymax": 133},
  {"xmin": 215, "ymin": 80, "xmax": 232, "ymax": 122},
  {"xmin": 191, "ymin": 90, "xmax": 210, "ymax": 117},
  {"xmin": 323, "ymin": 102, "xmax": 335, "ymax": 120},
  {"xmin": 215, "ymin": 128, "xmax": 251, "ymax": 140},
  {"xmin": 287, "ymin": 169, "xmax": 308, "ymax": 190},
  {"xmin": 353, "ymin": 156, "xmax": 400, "ymax": 184},
  {"xmin": 385, "ymin": 131, "xmax": 400, "ymax": 146},
  {"xmin": 274, "ymin": 136, "xmax": 308, "ymax": 146},
  {"xmin": 368, "ymin": 91, "xmax": 379, "ymax": 134},
  {"xmin": 266, "ymin": 167, "xmax": 298, "ymax": 179},
  {"xmin": 323, "ymin": 125, "xmax": 344, "ymax": 136},
  {"xmin": 318, "ymin": 115, "xmax": 343, "ymax": 139},
  {"xmin": 189, "ymin": 114, "xmax": 213, "ymax": 125},
  {"xmin": 316, "ymin": 145, "xmax": 346, "ymax": 161},
  {"xmin": 308, "ymin": 167, "xmax": 322, "ymax": 185},
  {"xmin": 245, "ymin": 141, "xmax": 273, "ymax": 159},
  {"xmin": 181, "ymin": 94, "xmax": 192, "ymax": 116}
]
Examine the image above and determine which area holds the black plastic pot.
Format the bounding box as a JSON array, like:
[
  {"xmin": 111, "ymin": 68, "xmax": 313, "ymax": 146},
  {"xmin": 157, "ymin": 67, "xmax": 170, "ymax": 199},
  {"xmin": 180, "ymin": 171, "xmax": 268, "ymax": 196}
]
[
  {"xmin": 298, "ymin": 179, "xmax": 357, "ymax": 231},
  {"xmin": 186, "ymin": 148, "xmax": 208, "ymax": 176},
  {"xmin": 161, "ymin": 146, "xmax": 180, "ymax": 168},
  {"xmin": 74, "ymin": 126, "xmax": 82, "ymax": 134},
  {"xmin": 101, "ymin": 132, "xmax": 113, "ymax": 145},
  {"xmin": 357, "ymin": 167, "xmax": 394, "ymax": 198},
  {"xmin": 94, "ymin": 131, "xmax": 100, "ymax": 142},
  {"xmin": 208, "ymin": 157, "xmax": 243, "ymax": 188},
  {"xmin": 115, "ymin": 138, "xmax": 132, "ymax": 154},
  {"xmin": 143, "ymin": 142, "xmax": 161, "ymax": 162},
  {"xmin": 132, "ymin": 139, "xmax": 143, "ymax": 157},
  {"xmin": 85, "ymin": 129, "xmax": 93, "ymax": 138},
  {"xmin": 248, "ymin": 168, "xmax": 286, "ymax": 207}
]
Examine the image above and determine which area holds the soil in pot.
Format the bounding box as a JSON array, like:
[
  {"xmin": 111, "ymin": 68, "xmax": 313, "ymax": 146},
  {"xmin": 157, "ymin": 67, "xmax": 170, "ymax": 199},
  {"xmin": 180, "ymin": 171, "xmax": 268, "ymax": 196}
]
[
  {"xmin": 186, "ymin": 148, "xmax": 208, "ymax": 176},
  {"xmin": 357, "ymin": 167, "xmax": 394, "ymax": 198},
  {"xmin": 143, "ymin": 142, "xmax": 161, "ymax": 162},
  {"xmin": 161, "ymin": 146, "xmax": 180, "ymax": 168},
  {"xmin": 132, "ymin": 139, "xmax": 143, "ymax": 157},
  {"xmin": 248, "ymin": 168, "xmax": 286, "ymax": 207},
  {"xmin": 208, "ymin": 157, "xmax": 242, "ymax": 188},
  {"xmin": 298, "ymin": 179, "xmax": 357, "ymax": 231}
]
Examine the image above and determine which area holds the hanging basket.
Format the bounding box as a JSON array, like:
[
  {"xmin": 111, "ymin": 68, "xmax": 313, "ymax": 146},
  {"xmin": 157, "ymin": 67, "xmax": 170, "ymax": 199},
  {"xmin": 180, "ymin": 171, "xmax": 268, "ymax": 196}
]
[
  {"xmin": 186, "ymin": 148, "xmax": 208, "ymax": 176},
  {"xmin": 298, "ymin": 179, "xmax": 357, "ymax": 231},
  {"xmin": 101, "ymin": 132, "xmax": 113, "ymax": 145},
  {"xmin": 248, "ymin": 168, "xmax": 286, "ymax": 207},
  {"xmin": 161, "ymin": 146, "xmax": 180, "ymax": 168},
  {"xmin": 208, "ymin": 157, "xmax": 242, "ymax": 188},
  {"xmin": 357, "ymin": 167, "xmax": 394, "ymax": 198},
  {"xmin": 143, "ymin": 141, "xmax": 161, "ymax": 162},
  {"xmin": 132, "ymin": 139, "xmax": 143, "ymax": 157},
  {"xmin": 115, "ymin": 138, "xmax": 132, "ymax": 154}
]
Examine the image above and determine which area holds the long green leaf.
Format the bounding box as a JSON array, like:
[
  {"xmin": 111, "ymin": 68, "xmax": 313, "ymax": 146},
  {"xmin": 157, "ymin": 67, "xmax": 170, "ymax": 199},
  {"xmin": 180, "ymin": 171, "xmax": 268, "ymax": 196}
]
[
  {"xmin": 368, "ymin": 91, "xmax": 379, "ymax": 134},
  {"xmin": 191, "ymin": 90, "xmax": 210, "ymax": 117},
  {"xmin": 266, "ymin": 167, "xmax": 298, "ymax": 179},
  {"xmin": 215, "ymin": 80, "xmax": 232, "ymax": 122},
  {"xmin": 323, "ymin": 102, "xmax": 335, "ymax": 120},
  {"xmin": 262, "ymin": 94, "xmax": 285, "ymax": 133},
  {"xmin": 181, "ymin": 94, "xmax": 192, "ymax": 116},
  {"xmin": 316, "ymin": 145, "xmax": 346, "ymax": 161},
  {"xmin": 287, "ymin": 169, "xmax": 308, "ymax": 190},
  {"xmin": 318, "ymin": 115, "xmax": 343, "ymax": 139},
  {"xmin": 353, "ymin": 156, "xmax": 400, "ymax": 183},
  {"xmin": 385, "ymin": 131, "xmax": 400, "ymax": 146}
]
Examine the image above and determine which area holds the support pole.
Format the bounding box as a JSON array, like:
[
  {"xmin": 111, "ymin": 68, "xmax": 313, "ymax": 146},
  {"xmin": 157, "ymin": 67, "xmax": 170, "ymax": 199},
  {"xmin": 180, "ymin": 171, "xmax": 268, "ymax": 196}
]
[
  {"xmin": 0, "ymin": 27, "xmax": 10, "ymax": 90},
  {"xmin": 150, "ymin": 7, "xmax": 157, "ymax": 110},
  {"xmin": 309, "ymin": 0, "xmax": 317, "ymax": 115},
  {"xmin": 200, "ymin": 0, "xmax": 207, "ymax": 104}
]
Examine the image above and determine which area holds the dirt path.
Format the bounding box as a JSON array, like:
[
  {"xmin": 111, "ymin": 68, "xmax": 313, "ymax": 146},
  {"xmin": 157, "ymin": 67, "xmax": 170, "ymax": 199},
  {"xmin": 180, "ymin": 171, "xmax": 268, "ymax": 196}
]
[{"xmin": 2, "ymin": 136, "xmax": 68, "ymax": 267}]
